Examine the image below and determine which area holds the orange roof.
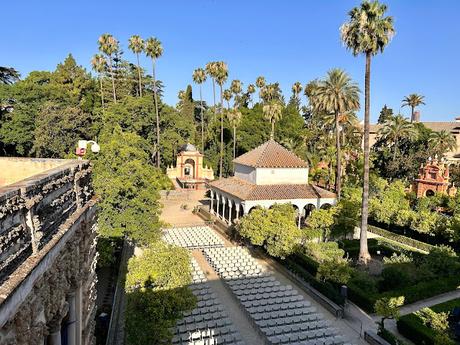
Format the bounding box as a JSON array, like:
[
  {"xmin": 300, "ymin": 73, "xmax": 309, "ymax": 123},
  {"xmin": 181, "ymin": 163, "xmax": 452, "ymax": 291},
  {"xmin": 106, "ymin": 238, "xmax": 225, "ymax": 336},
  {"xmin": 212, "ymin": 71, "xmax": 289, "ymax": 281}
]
[
  {"xmin": 233, "ymin": 140, "xmax": 308, "ymax": 168},
  {"xmin": 209, "ymin": 177, "xmax": 336, "ymax": 201}
]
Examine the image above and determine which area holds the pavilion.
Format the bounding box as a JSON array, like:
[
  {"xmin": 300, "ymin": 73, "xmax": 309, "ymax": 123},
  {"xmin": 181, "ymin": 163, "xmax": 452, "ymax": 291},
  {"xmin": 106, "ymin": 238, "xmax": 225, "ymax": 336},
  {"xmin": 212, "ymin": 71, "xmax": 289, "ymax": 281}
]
[{"xmin": 208, "ymin": 140, "xmax": 337, "ymax": 225}]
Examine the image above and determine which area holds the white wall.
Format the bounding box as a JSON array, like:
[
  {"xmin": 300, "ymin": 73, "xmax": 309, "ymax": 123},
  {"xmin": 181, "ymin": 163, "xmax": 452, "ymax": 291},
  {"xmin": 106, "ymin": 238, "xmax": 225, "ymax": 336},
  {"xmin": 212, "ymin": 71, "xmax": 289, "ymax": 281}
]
[
  {"xmin": 234, "ymin": 163, "xmax": 256, "ymax": 183},
  {"xmin": 255, "ymin": 168, "xmax": 309, "ymax": 185}
]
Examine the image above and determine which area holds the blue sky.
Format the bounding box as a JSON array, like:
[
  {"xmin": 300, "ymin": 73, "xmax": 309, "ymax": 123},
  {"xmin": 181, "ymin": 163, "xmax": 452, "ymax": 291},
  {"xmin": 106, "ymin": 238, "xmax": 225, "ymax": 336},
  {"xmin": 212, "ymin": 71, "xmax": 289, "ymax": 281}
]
[{"xmin": 3, "ymin": 0, "xmax": 460, "ymax": 122}]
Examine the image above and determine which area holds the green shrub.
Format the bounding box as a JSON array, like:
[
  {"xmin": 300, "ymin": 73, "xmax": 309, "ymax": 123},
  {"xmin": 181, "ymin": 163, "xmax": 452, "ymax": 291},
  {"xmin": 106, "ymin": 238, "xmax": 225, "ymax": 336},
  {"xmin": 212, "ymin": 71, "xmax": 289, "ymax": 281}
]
[
  {"xmin": 291, "ymin": 252, "xmax": 319, "ymax": 275},
  {"xmin": 380, "ymin": 265, "xmax": 412, "ymax": 291},
  {"xmin": 378, "ymin": 327, "xmax": 409, "ymax": 345}
]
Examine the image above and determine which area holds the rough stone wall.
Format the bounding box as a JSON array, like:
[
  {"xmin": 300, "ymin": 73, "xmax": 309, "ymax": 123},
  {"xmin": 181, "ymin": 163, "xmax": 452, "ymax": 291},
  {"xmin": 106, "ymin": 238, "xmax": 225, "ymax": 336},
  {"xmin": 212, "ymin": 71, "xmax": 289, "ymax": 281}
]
[{"xmin": 0, "ymin": 160, "xmax": 97, "ymax": 345}]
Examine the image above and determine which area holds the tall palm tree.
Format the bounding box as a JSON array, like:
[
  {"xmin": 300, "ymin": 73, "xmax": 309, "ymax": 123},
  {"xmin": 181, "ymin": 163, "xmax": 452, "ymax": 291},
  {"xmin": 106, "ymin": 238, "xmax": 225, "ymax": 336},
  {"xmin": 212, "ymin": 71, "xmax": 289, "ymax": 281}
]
[
  {"xmin": 292, "ymin": 82, "xmax": 303, "ymax": 100},
  {"xmin": 247, "ymin": 84, "xmax": 256, "ymax": 106},
  {"xmin": 98, "ymin": 33, "xmax": 119, "ymax": 103},
  {"xmin": 192, "ymin": 68, "xmax": 207, "ymax": 154},
  {"xmin": 402, "ymin": 93, "xmax": 425, "ymax": 122},
  {"xmin": 215, "ymin": 61, "xmax": 228, "ymax": 178},
  {"xmin": 341, "ymin": 0, "xmax": 395, "ymax": 264},
  {"xmin": 230, "ymin": 79, "xmax": 242, "ymax": 107},
  {"xmin": 428, "ymin": 130, "xmax": 457, "ymax": 156},
  {"xmin": 91, "ymin": 54, "xmax": 107, "ymax": 111},
  {"xmin": 145, "ymin": 37, "xmax": 164, "ymax": 168},
  {"xmin": 227, "ymin": 108, "xmax": 243, "ymax": 160},
  {"xmin": 263, "ymin": 101, "xmax": 283, "ymax": 139},
  {"xmin": 206, "ymin": 62, "xmax": 218, "ymax": 109},
  {"xmin": 128, "ymin": 35, "xmax": 145, "ymax": 97},
  {"xmin": 309, "ymin": 69, "xmax": 360, "ymax": 201},
  {"xmin": 378, "ymin": 115, "xmax": 416, "ymax": 160},
  {"xmin": 223, "ymin": 89, "xmax": 232, "ymax": 109},
  {"xmin": 256, "ymin": 76, "xmax": 266, "ymax": 102}
]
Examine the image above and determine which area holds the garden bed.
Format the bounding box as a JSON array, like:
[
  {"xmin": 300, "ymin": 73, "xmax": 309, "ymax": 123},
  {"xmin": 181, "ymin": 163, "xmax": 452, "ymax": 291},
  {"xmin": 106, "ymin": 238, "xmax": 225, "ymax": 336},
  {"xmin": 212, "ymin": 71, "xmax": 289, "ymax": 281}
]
[{"xmin": 397, "ymin": 298, "xmax": 460, "ymax": 345}]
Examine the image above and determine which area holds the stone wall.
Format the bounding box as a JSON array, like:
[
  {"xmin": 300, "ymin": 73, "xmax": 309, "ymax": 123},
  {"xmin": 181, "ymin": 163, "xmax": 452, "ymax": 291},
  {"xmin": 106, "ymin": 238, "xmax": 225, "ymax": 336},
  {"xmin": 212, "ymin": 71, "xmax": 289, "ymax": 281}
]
[{"xmin": 0, "ymin": 159, "xmax": 97, "ymax": 345}]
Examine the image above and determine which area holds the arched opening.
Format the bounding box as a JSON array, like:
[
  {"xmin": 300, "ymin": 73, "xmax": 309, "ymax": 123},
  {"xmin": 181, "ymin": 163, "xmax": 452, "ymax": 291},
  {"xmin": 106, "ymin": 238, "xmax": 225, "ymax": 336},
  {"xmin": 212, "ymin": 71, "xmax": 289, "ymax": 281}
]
[
  {"xmin": 303, "ymin": 204, "xmax": 316, "ymax": 217},
  {"xmin": 231, "ymin": 200, "xmax": 237, "ymax": 222},
  {"xmin": 248, "ymin": 207, "xmax": 258, "ymax": 214},
  {"xmin": 183, "ymin": 158, "xmax": 196, "ymax": 179},
  {"xmin": 320, "ymin": 203, "xmax": 332, "ymax": 210},
  {"xmin": 239, "ymin": 204, "xmax": 244, "ymax": 218},
  {"xmin": 425, "ymin": 189, "xmax": 435, "ymax": 197}
]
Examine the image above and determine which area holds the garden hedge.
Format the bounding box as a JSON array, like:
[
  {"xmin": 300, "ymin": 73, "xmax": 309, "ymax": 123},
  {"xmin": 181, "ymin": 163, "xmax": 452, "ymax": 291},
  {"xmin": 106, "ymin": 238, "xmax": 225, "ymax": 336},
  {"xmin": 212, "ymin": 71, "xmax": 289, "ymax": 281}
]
[{"xmin": 367, "ymin": 224, "xmax": 434, "ymax": 253}]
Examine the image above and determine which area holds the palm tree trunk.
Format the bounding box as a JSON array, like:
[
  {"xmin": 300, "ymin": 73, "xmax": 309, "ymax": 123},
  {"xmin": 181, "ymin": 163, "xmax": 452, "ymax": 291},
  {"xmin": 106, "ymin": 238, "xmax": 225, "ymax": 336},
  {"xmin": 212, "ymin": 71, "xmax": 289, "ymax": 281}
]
[
  {"xmin": 136, "ymin": 52, "xmax": 142, "ymax": 97},
  {"xmin": 108, "ymin": 56, "xmax": 117, "ymax": 103},
  {"xmin": 152, "ymin": 59, "xmax": 161, "ymax": 168},
  {"xmin": 219, "ymin": 84, "xmax": 224, "ymax": 178},
  {"xmin": 271, "ymin": 121, "xmax": 275, "ymax": 139},
  {"xmin": 99, "ymin": 76, "xmax": 105, "ymax": 111},
  {"xmin": 411, "ymin": 106, "xmax": 415, "ymax": 122},
  {"xmin": 335, "ymin": 111, "xmax": 341, "ymax": 201},
  {"xmin": 359, "ymin": 52, "xmax": 372, "ymax": 265},
  {"xmin": 200, "ymin": 84, "xmax": 204, "ymax": 154},
  {"xmin": 233, "ymin": 126, "xmax": 236, "ymax": 160}
]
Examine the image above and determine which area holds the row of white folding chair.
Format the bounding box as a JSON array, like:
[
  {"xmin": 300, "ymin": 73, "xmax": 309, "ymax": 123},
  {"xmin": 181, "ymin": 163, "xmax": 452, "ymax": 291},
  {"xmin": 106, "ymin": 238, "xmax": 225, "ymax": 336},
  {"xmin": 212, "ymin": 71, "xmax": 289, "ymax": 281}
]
[{"xmin": 246, "ymin": 300, "xmax": 311, "ymax": 312}]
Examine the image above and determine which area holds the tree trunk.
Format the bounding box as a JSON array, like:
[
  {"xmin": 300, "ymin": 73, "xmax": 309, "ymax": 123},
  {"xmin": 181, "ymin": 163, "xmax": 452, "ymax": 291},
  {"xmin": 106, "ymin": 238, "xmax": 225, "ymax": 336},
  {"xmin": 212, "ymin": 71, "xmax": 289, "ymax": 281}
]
[
  {"xmin": 393, "ymin": 138, "xmax": 398, "ymax": 161},
  {"xmin": 108, "ymin": 56, "xmax": 117, "ymax": 103},
  {"xmin": 200, "ymin": 85, "xmax": 204, "ymax": 154},
  {"xmin": 152, "ymin": 59, "xmax": 161, "ymax": 168},
  {"xmin": 271, "ymin": 121, "xmax": 275, "ymax": 139},
  {"xmin": 233, "ymin": 126, "xmax": 236, "ymax": 161},
  {"xmin": 335, "ymin": 111, "xmax": 341, "ymax": 201},
  {"xmin": 99, "ymin": 76, "xmax": 105, "ymax": 111},
  {"xmin": 411, "ymin": 105, "xmax": 415, "ymax": 122},
  {"xmin": 359, "ymin": 52, "xmax": 372, "ymax": 265},
  {"xmin": 136, "ymin": 52, "xmax": 142, "ymax": 97},
  {"xmin": 219, "ymin": 84, "xmax": 224, "ymax": 178}
]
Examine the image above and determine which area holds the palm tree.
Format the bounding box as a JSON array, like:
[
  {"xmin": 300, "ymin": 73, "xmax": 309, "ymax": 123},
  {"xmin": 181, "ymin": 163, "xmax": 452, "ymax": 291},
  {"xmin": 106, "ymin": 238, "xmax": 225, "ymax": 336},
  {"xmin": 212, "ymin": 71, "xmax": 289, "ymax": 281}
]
[
  {"xmin": 192, "ymin": 68, "xmax": 207, "ymax": 154},
  {"xmin": 215, "ymin": 61, "xmax": 229, "ymax": 178},
  {"xmin": 341, "ymin": 0, "xmax": 395, "ymax": 264},
  {"xmin": 98, "ymin": 33, "xmax": 119, "ymax": 103},
  {"xmin": 91, "ymin": 54, "xmax": 107, "ymax": 111},
  {"xmin": 227, "ymin": 108, "xmax": 243, "ymax": 160},
  {"xmin": 230, "ymin": 79, "xmax": 242, "ymax": 107},
  {"xmin": 309, "ymin": 69, "xmax": 360, "ymax": 201},
  {"xmin": 223, "ymin": 89, "xmax": 232, "ymax": 109},
  {"xmin": 292, "ymin": 82, "xmax": 303, "ymax": 100},
  {"xmin": 256, "ymin": 76, "xmax": 266, "ymax": 102},
  {"xmin": 206, "ymin": 62, "xmax": 218, "ymax": 109},
  {"xmin": 128, "ymin": 35, "xmax": 145, "ymax": 97},
  {"xmin": 428, "ymin": 130, "xmax": 457, "ymax": 156},
  {"xmin": 263, "ymin": 101, "xmax": 283, "ymax": 139},
  {"xmin": 402, "ymin": 94, "xmax": 425, "ymax": 122},
  {"xmin": 145, "ymin": 37, "xmax": 164, "ymax": 168},
  {"xmin": 0, "ymin": 67, "xmax": 20, "ymax": 84},
  {"xmin": 247, "ymin": 84, "xmax": 256, "ymax": 106},
  {"xmin": 378, "ymin": 115, "xmax": 416, "ymax": 160}
]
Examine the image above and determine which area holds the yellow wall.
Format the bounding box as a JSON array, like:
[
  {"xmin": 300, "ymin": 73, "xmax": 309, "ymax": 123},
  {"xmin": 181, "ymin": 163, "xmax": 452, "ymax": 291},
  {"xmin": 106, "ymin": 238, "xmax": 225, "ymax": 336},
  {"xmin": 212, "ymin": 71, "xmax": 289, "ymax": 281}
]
[{"xmin": 0, "ymin": 158, "xmax": 67, "ymax": 187}]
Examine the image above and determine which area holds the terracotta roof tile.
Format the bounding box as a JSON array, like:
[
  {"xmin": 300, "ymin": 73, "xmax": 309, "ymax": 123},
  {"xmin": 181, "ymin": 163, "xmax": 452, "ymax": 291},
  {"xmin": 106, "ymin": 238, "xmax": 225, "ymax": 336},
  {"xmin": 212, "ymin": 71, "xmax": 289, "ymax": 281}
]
[
  {"xmin": 233, "ymin": 140, "xmax": 308, "ymax": 168},
  {"xmin": 209, "ymin": 177, "xmax": 336, "ymax": 201}
]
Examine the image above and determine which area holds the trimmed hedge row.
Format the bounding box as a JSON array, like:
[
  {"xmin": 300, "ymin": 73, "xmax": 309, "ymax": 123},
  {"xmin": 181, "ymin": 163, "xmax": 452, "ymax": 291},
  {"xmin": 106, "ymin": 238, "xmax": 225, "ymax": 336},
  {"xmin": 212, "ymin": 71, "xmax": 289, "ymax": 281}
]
[
  {"xmin": 349, "ymin": 275, "xmax": 460, "ymax": 313},
  {"xmin": 368, "ymin": 224, "xmax": 433, "ymax": 253},
  {"xmin": 280, "ymin": 257, "xmax": 345, "ymax": 306},
  {"xmin": 378, "ymin": 328, "xmax": 409, "ymax": 345},
  {"xmin": 397, "ymin": 298, "xmax": 460, "ymax": 345}
]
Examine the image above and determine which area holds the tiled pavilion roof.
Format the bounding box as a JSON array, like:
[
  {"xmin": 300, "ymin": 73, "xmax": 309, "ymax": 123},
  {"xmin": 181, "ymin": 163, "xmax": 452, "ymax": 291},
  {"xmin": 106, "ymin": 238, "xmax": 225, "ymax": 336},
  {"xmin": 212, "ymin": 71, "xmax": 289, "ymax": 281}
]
[
  {"xmin": 209, "ymin": 177, "xmax": 336, "ymax": 201},
  {"xmin": 233, "ymin": 140, "xmax": 308, "ymax": 168}
]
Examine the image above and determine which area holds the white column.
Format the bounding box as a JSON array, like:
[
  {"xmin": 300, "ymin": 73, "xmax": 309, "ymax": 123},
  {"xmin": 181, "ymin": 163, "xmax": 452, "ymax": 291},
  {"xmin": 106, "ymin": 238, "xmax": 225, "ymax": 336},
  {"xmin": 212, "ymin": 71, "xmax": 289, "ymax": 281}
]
[
  {"xmin": 228, "ymin": 202, "xmax": 233, "ymax": 224},
  {"xmin": 216, "ymin": 195, "xmax": 220, "ymax": 217},
  {"xmin": 210, "ymin": 191, "xmax": 214, "ymax": 214},
  {"xmin": 67, "ymin": 292, "xmax": 77, "ymax": 345},
  {"xmin": 221, "ymin": 198, "xmax": 226, "ymax": 221},
  {"xmin": 235, "ymin": 203, "xmax": 240, "ymax": 221}
]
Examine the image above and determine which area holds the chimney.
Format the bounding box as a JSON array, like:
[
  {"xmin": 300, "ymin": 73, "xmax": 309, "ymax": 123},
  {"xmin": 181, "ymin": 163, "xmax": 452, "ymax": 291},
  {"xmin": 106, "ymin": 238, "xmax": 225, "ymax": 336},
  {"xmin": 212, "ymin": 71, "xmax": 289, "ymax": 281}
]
[{"xmin": 412, "ymin": 110, "xmax": 421, "ymax": 122}]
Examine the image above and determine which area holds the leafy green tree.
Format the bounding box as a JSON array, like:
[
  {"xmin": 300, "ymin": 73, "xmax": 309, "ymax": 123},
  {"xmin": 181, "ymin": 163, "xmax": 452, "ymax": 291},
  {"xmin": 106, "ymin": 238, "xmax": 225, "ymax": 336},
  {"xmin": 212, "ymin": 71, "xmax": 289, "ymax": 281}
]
[
  {"xmin": 263, "ymin": 100, "xmax": 283, "ymax": 139},
  {"xmin": 98, "ymin": 33, "xmax": 119, "ymax": 103},
  {"xmin": 238, "ymin": 204, "xmax": 301, "ymax": 258},
  {"xmin": 415, "ymin": 307, "xmax": 454, "ymax": 345},
  {"xmin": 125, "ymin": 241, "xmax": 196, "ymax": 345},
  {"xmin": 304, "ymin": 207, "xmax": 338, "ymax": 242},
  {"xmin": 128, "ymin": 35, "xmax": 145, "ymax": 97},
  {"xmin": 145, "ymin": 37, "xmax": 164, "ymax": 168},
  {"xmin": 402, "ymin": 93, "xmax": 425, "ymax": 122},
  {"xmin": 317, "ymin": 258, "xmax": 352, "ymax": 284},
  {"xmin": 377, "ymin": 104, "xmax": 394, "ymax": 124},
  {"xmin": 309, "ymin": 68, "xmax": 360, "ymax": 200},
  {"xmin": 0, "ymin": 67, "xmax": 20, "ymax": 84},
  {"xmin": 341, "ymin": 0, "xmax": 395, "ymax": 264},
  {"xmin": 93, "ymin": 126, "xmax": 170, "ymax": 244},
  {"xmin": 226, "ymin": 108, "xmax": 242, "ymax": 160},
  {"xmin": 91, "ymin": 54, "xmax": 107, "ymax": 111},
  {"xmin": 369, "ymin": 180, "xmax": 410, "ymax": 226},
  {"xmin": 374, "ymin": 296, "xmax": 404, "ymax": 331}
]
